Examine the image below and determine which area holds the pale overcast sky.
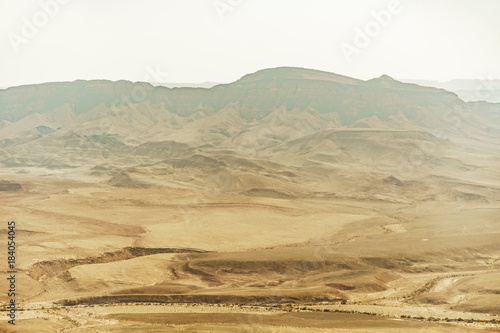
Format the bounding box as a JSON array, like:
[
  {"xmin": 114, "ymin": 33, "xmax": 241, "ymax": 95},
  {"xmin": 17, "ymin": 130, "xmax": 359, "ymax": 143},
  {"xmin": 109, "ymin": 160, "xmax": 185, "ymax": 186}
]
[{"xmin": 1, "ymin": 0, "xmax": 499, "ymax": 87}]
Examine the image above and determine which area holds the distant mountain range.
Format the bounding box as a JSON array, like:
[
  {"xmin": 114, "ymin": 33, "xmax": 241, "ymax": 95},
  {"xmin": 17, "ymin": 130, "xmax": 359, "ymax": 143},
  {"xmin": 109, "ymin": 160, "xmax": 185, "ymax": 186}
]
[
  {"xmin": 0, "ymin": 67, "xmax": 499, "ymax": 201},
  {"xmin": 399, "ymin": 79, "xmax": 500, "ymax": 103}
]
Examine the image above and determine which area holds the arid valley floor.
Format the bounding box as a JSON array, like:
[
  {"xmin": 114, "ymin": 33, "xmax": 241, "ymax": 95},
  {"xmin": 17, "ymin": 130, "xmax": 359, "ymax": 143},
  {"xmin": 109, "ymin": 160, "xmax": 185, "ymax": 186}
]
[
  {"xmin": 1, "ymin": 164, "xmax": 499, "ymax": 332},
  {"xmin": 1, "ymin": 68, "xmax": 500, "ymax": 332}
]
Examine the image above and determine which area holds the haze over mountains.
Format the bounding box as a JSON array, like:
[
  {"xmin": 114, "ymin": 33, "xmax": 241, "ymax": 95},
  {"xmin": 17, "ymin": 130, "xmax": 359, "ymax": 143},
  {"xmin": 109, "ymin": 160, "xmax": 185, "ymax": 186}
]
[
  {"xmin": 1, "ymin": 67, "xmax": 500, "ymax": 332},
  {"xmin": 400, "ymin": 79, "xmax": 500, "ymax": 103},
  {"xmin": 1, "ymin": 67, "xmax": 499, "ymax": 198}
]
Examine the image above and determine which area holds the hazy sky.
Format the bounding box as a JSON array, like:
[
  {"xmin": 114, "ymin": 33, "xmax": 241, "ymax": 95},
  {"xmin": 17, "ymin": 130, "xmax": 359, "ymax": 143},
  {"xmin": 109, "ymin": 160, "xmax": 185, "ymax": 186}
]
[{"xmin": 1, "ymin": 0, "xmax": 499, "ymax": 87}]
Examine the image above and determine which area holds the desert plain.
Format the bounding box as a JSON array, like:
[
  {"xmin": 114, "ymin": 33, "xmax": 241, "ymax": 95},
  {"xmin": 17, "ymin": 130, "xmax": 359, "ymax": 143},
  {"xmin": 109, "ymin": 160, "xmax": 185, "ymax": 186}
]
[{"xmin": 0, "ymin": 67, "xmax": 499, "ymax": 332}]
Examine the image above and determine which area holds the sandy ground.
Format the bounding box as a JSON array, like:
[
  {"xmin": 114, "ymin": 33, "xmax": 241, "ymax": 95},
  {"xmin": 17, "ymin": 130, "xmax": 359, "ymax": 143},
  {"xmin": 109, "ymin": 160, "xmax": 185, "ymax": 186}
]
[
  {"xmin": 2, "ymin": 303, "xmax": 499, "ymax": 332},
  {"xmin": 0, "ymin": 169, "xmax": 499, "ymax": 332}
]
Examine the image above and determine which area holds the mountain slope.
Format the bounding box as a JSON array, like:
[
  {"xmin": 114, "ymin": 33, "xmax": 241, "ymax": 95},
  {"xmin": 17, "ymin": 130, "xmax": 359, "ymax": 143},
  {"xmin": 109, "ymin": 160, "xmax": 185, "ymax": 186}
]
[{"xmin": 0, "ymin": 67, "xmax": 499, "ymax": 201}]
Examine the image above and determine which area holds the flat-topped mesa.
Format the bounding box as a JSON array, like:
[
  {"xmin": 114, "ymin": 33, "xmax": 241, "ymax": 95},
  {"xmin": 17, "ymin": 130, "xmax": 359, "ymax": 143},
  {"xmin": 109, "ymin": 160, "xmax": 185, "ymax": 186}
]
[{"xmin": 236, "ymin": 67, "xmax": 361, "ymax": 85}]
